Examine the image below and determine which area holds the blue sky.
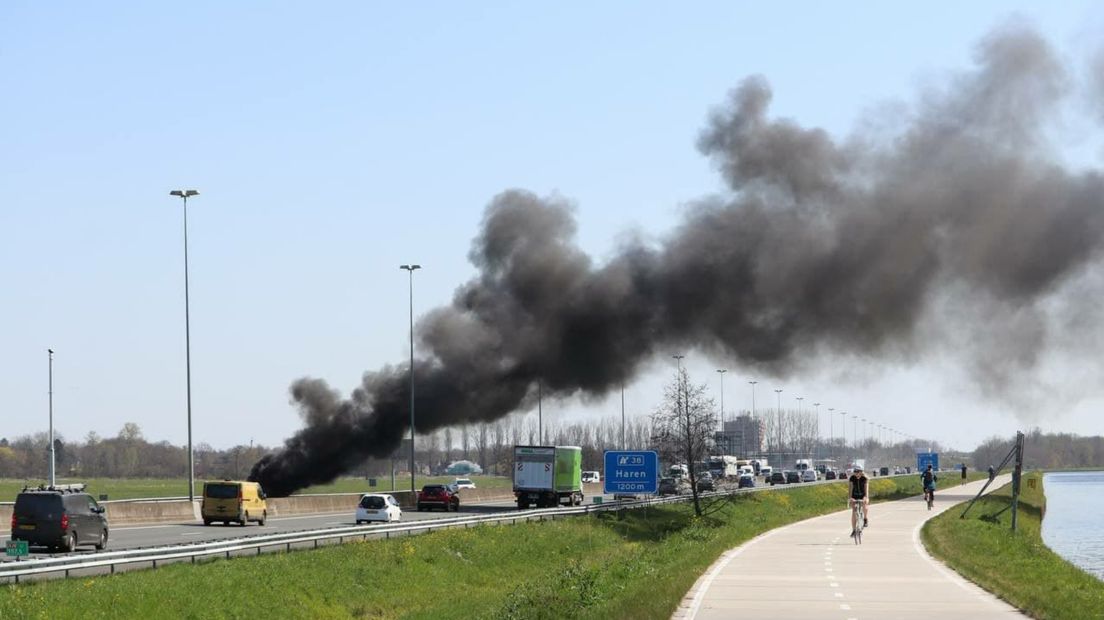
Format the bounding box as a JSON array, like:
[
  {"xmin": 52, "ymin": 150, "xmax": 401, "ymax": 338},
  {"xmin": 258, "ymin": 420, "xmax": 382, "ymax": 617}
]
[{"xmin": 2, "ymin": 2, "xmax": 1102, "ymax": 451}]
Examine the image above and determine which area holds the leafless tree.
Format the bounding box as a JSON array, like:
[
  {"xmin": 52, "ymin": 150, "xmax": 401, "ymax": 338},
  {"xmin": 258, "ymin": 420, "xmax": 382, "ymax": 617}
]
[{"xmin": 650, "ymin": 368, "xmax": 717, "ymax": 517}]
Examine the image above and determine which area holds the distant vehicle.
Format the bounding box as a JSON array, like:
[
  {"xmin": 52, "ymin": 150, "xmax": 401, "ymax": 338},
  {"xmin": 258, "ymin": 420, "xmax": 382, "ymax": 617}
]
[
  {"xmin": 658, "ymin": 477, "xmax": 681, "ymax": 496},
  {"xmin": 738, "ymin": 474, "xmax": 756, "ymax": 489},
  {"xmin": 785, "ymin": 471, "xmax": 801, "ymax": 484},
  {"xmin": 417, "ymin": 485, "xmax": 460, "ymax": 512},
  {"xmin": 795, "ymin": 459, "xmax": 812, "ymax": 472},
  {"xmin": 825, "ymin": 470, "xmax": 838, "ymax": 480},
  {"xmin": 445, "ymin": 460, "xmax": 484, "ymax": 475},
  {"xmin": 202, "ymin": 480, "xmax": 267, "ymax": 527},
  {"xmin": 801, "ymin": 469, "xmax": 818, "ymax": 483},
  {"xmin": 759, "ymin": 466, "xmax": 774, "ymax": 478},
  {"xmin": 707, "ymin": 455, "xmax": 741, "ymax": 479},
  {"xmin": 669, "ymin": 464, "xmax": 689, "ymax": 479},
  {"xmin": 696, "ymin": 472, "xmax": 716, "ymax": 492},
  {"xmin": 749, "ymin": 458, "xmax": 769, "ymax": 475},
  {"xmin": 356, "ymin": 494, "xmax": 402, "ymax": 523},
  {"xmin": 894, "ymin": 467, "xmax": 903, "ymax": 475},
  {"xmin": 770, "ymin": 471, "xmax": 787, "ymax": 485},
  {"xmin": 581, "ymin": 471, "xmax": 601, "ymax": 484},
  {"xmin": 879, "ymin": 467, "xmax": 890, "ymax": 477},
  {"xmin": 11, "ymin": 484, "xmax": 108, "ymax": 552},
  {"xmin": 513, "ymin": 445, "xmax": 584, "ymax": 509},
  {"xmin": 454, "ymin": 478, "xmax": 476, "ymax": 490}
]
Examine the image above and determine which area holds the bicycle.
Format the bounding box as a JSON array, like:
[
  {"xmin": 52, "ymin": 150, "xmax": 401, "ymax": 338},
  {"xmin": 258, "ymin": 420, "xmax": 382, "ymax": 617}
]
[
  {"xmin": 925, "ymin": 487, "xmax": 935, "ymax": 510},
  {"xmin": 851, "ymin": 501, "xmax": 864, "ymax": 545}
]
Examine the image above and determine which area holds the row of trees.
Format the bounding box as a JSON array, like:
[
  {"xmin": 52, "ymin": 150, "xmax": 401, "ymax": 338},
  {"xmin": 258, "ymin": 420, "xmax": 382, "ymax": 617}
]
[{"xmin": 4, "ymin": 375, "xmax": 1098, "ymax": 486}]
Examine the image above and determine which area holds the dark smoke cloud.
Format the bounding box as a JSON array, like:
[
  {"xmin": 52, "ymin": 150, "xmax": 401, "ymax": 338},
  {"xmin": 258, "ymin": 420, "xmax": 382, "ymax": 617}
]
[{"xmin": 251, "ymin": 24, "xmax": 1104, "ymax": 495}]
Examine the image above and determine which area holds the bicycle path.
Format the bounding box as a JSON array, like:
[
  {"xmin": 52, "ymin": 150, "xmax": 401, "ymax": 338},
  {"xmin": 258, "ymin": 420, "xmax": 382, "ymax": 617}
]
[{"xmin": 674, "ymin": 475, "xmax": 1024, "ymax": 619}]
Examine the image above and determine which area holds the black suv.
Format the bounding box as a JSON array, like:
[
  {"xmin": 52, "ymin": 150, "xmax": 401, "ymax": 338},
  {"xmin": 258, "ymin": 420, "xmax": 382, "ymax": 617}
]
[{"xmin": 11, "ymin": 485, "xmax": 108, "ymax": 552}]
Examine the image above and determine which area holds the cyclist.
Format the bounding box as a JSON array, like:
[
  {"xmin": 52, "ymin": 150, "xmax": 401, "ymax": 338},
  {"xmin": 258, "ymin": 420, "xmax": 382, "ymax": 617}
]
[
  {"xmin": 848, "ymin": 465, "xmax": 869, "ymax": 537},
  {"xmin": 921, "ymin": 464, "xmax": 938, "ymax": 505}
]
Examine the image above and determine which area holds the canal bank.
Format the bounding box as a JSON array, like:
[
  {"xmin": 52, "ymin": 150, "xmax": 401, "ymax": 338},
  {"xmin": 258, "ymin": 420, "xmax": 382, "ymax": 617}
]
[{"xmin": 922, "ymin": 471, "xmax": 1104, "ymax": 619}]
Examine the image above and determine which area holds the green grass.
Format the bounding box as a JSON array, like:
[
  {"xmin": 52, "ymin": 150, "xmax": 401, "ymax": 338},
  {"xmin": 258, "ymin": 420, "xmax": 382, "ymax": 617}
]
[
  {"xmin": 0, "ymin": 472, "xmax": 980, "ymax": 619},
  {"xmin": 0, "ymin": 475, "xmax": 513, "ymax": 503},
  {"xmin": 922, "ymin": 472, "xmax": 1104, "ymax": 619}
]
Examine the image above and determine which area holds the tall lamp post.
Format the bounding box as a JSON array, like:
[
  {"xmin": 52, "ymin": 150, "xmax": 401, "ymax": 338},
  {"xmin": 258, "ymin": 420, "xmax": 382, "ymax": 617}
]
[
  {"xmin": 774, "ymin": 388, "xmax": 783, "ymax": 465},
  {"xmin": 827, "ymin": 407, "xmax": 835, "ymax": 465},
  {"xmin": 620, "ymin": 384, "xmax": 626, "ymax": 450},
  {"xmin": 813, "ymin": 402, "xmax": 821, "ymax": 459},
  {"xmin": 48, "ymin": 348, "xmax": 55, "ymax": 487},
  {"xmin": 400, "ymin": 264, "xmax": 421, "ymax": 493},
  {"xmin": 839, "ymin": 411, "xmax": 847, "ymax": 457},
  {"xmin": 716, "ymin": 369, "xmax": 727, "ymax": 452},
  {"xmin": 170, "ymin": 189, "xmax": 199, "ymax": 501}
]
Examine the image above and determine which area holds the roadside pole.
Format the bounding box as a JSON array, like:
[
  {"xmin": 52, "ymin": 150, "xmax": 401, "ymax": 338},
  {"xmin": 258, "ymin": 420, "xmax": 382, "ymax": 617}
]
[{"xmin": 1011, "ymin": 431, "xmax": 1025, "ymax": 532}]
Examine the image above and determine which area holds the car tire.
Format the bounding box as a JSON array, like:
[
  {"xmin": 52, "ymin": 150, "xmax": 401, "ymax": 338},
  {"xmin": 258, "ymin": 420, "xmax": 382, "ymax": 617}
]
[
  {"xmin": 417, "ymin": 504, "xmax": 424, "ymax": 512},
  {"xmin": 356, "ymin": 519, "xmax": 363, "ymax": 525},
  {"xmin": 258, "ymin": 511, "xmax": 266, "ymax": 526},
  {"xmin": 203, "ymin": 519, "xmax": 212, "ymax": 526},
  {"xmin": 240, "ymin": 511, "xmax": 248, "ymax": 527},
  {"xmin": 63, "ymin": 531, "xmax": 76, "ymax": 553},
  {"xmin": 95, "ymin": 529, "xmax": 108, "ymax": 551}
]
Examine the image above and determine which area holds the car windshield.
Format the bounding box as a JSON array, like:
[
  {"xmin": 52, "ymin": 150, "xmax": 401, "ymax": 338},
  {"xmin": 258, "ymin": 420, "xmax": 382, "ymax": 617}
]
[
  {"xmin": 456, "ymin": 479, "xmax": 471, "ymax": 484},
  {"xmin": 360, "ymin": 496, "xmax": 386, "ymax": 509},
  {"xmin": 15, "ymin": 494, "xmax": 62, "ymax": 518},
  {"xmin": 422, "ymin": 485, "xmax": 445, "ymax": 493}
]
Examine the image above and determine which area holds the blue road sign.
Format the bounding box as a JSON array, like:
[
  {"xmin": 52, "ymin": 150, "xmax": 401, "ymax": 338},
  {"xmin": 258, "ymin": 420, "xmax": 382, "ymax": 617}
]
[
  {"xmin": 917, "ymin": 452, "xmax": 940, "ymax": 472},
  {"xmin": 604, "ymin": 450, "xmax": 659, "ymax": 495}
]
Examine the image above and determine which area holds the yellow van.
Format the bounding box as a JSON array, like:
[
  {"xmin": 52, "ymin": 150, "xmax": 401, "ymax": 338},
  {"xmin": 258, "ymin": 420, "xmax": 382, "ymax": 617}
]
[{"xmin": 201, "ymin": 480, "xmax": 267, "ymax": 526}]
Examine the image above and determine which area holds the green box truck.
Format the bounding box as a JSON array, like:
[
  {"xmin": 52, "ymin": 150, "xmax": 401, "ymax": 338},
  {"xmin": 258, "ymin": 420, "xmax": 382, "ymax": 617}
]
[{"xmin": 513, "ymin": 445, "xmax": 584, "ymax": 509}]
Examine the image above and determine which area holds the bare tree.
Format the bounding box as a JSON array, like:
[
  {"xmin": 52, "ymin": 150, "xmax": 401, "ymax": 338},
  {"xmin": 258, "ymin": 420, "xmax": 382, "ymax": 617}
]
[{"xmin": 650, "ymin": 368, "xmax": 717, "ymax": 517}]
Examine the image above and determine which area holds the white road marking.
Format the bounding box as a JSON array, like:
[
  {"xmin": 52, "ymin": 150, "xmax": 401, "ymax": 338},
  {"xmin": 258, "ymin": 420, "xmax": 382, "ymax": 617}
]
[
  {"xmin": 830, "ymin": 582, "xmax": 839, "ymax": 588},
  {"xmin": 834, "ymin": 592, "xmax": 844, "ymax": 598},
  {"xmin": 841, "ymin": 604, "xmax": 851, "ymax": 610}
]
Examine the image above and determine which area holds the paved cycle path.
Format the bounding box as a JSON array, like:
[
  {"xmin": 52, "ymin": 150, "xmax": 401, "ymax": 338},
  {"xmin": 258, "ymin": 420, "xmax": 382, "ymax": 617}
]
[{"xmin": 674, "ymin": 475, "xmax": 1024, "ymax": 620}]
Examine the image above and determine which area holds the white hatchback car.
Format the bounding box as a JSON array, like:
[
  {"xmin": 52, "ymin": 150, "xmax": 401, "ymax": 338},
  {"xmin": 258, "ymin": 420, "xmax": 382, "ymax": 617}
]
[
  {"xmin": 801, "ymin": 469, "xmax": 818, "ymax": 483},
  {"xmin": 454, "ymin": 478, "xmax": 476, "ymax": 490},
  {"xmin": 355, "ymin": 493, "xmax": 402, "ymax": 524}
]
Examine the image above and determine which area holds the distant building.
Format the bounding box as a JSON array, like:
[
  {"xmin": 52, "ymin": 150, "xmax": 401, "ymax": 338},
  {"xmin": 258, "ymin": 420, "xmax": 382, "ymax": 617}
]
[{"xmin": 714, "ymin": 414, "xmax": 763, "ymax": 457}]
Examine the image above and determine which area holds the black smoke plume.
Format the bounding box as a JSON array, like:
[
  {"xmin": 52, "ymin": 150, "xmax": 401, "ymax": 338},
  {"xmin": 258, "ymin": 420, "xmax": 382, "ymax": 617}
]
[{"xmin": 251, "ymin": 25, "xmax": 1104, "ymax": 496}]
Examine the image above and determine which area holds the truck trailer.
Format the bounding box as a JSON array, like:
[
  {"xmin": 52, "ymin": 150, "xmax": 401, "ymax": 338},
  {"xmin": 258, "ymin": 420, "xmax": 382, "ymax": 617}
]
[{"xmin": 513, "ymin": 445, "xmax": 584, "ymax": 509}]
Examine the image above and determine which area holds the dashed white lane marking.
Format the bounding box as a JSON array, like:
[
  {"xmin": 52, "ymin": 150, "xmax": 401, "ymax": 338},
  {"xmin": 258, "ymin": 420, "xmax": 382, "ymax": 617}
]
[
  {"xmin": 830, "ymin": 582, "xmax": 839, "ymax": 588},
  {"xmin": 180, "ymin": 532, "xmax": 203, "ymax": 537},
  {"xmin": 840, "ymin": 604, "xmax": 852, "ymax": 610},
  {"xmin": 834, "ymin": 592, "xmax": 844, "ymax": 598}
]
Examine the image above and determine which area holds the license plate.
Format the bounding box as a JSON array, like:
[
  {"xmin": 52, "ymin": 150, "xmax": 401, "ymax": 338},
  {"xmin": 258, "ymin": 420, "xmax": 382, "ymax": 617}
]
[{"xmin": 18, "ymin": 524, "xmax": 35, "ymax": 530}]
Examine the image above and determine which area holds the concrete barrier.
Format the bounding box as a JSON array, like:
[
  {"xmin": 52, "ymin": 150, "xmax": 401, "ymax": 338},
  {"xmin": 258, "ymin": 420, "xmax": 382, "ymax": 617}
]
[
  {"xmin": 0, "ymin": 505, "xmax": 11, "ymax": 527},
  {"xmin": 105, "ymin": 500, "xmax": 197, "ymax": 525}
]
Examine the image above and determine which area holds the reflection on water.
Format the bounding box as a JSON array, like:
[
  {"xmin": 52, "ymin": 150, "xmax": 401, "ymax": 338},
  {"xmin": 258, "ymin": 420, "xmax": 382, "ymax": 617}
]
[{"xmin": 1042, "ymin": 471, "xmax": 1104, "ymax": 581}]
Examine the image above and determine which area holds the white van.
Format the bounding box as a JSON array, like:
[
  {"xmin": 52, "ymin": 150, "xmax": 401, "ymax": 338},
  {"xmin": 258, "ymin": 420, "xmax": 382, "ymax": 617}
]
[{"xmin": 581, "ymin": 471, "xmax": 601, "ymax": 484}]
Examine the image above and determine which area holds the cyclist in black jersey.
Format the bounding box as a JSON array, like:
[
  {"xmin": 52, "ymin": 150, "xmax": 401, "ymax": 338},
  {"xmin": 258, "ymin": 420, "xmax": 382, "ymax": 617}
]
[{"xmin": 848, "ymin": 465, "xmax": 869, "ymax": 536}]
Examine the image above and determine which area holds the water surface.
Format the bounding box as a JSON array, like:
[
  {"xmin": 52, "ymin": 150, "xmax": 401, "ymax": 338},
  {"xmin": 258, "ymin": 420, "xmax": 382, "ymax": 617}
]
[{"xmin": 1042, "ymin": 471, "xmax": 1104, "ymax": 581}]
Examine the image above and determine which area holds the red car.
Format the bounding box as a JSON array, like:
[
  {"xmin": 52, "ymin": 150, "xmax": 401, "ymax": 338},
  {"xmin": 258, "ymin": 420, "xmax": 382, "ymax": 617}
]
[{"xmin": 417, "ymin": 484, "xmax": 460, "ymax": 512}]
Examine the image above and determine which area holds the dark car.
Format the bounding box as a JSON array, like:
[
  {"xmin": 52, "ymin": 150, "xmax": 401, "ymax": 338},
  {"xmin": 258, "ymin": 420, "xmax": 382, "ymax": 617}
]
[
  {"xmin": 769, "ymin": 471, "xmax": 787, "ymax": 485},
  {"xmin": 738, "ymin": 474, "xmax": 756, "ymax": 489},
  {"xmin": 825, "ymin": 470, "xmax": 838, "ymax": 480},
  {"xmin": 11, "ymin": 485, "xmax": 108, "ymax": 552},
  {"xmin": 696, "ymin": 473, "xmax": 715, "ymax": 492},
  {"xmin": 416, "ymin": 485, "xmax": 459, "ymax": 512},
  {"xmin": 880, "ymin": 467, "xmax": 890, "ymax": 476},
  {"xmin": 785, "ymin": 470, "xmax": 801, "ymax": 484}
]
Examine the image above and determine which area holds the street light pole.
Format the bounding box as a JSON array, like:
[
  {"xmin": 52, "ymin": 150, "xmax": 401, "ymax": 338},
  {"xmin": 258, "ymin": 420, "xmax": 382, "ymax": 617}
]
[
  {"xmin": 48, "ymin": 348, "xmax": 55, "ymax": 487},
  {"xmin": 538, "ymin": 380, "xmax": 543, "ymax": 445},
  {"xmin": 839, "ymin": 411, "xmax": 847, "ymax": 456},
  {"xmin": 620, "ymin": 384, "xmax": 625, "ymax": 450},
  {"xmin": 716, "ymin": 369, "xmax": 726, "ymax": 452},
  {"xmin": 813, "ymin": 402, "xmax": 821, "ymax": 458},
  {"xmin": 400, "ymin": 264, "xmax": 421, "ymax": 493},
  {"xmin": 170, "ymin": 189, "xmax": 199, "ymax": 501},
  {"xmin": 774, "ymin": 388, "xmax": 783, "ymax": 466}
]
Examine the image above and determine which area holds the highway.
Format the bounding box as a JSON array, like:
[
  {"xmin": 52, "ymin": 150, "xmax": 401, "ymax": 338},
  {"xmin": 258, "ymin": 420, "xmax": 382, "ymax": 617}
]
[
  {"xmin": 2, "ymin": 496, "xmax": 524, "ymax": 561},
  {"xmin": 3, "ymin": 476, "xmax": 854, "ymax": 562}
]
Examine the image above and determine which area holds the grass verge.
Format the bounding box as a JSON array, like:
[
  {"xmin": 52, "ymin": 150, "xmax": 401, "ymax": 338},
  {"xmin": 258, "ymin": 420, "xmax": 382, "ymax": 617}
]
[
  {"xmin": 922, "ymin": 472, "xmax": 1104, "ymax": 619},
  {"xmin": 1, "ymin": 472, "xmax": 981, "ymax": 619},
  {"xmin": 1, "ymin": 475, "xmax": 513, "ymax": 502}
]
